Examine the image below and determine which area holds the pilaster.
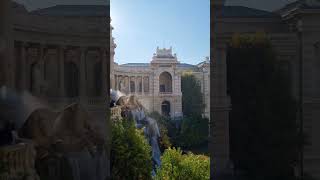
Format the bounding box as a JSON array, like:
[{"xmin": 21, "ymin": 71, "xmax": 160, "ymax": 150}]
[
  {"xmin": 59, "ymin": 45, "xmax": 66, "ymax": 97},
  {"xmin": 39, "ymin": 44, "xmax": 45, "ymax": 96},
  {"xmin": 211, "ymin": 46, "xmax": 232, "ymax": 177},
  {"xmin": 142, "ymin": 76, "xmax": 144, "ymax": 95},
  {"xmin": 101, "ymin": 47, "xmax": 108, "ymax": 96},
  {"xmin": 21, "ymin": 42, "xmax": 27, "ymax": 90},
  {"xmin": 80, "ymin": 47, "xmax": 87, "ymax": 99}
]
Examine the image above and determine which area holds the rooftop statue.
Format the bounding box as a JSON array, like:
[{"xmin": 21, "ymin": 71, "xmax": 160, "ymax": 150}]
[{"xmin": 154, "ymin": 46, "xmax": 175, "ymax": 58}]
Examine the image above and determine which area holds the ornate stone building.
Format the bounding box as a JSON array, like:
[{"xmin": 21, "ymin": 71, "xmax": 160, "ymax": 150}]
[
  {"xmin": 1, "ymin": 1, "xmax": 111, "ymax": 179},
  {"xmin": 2, "ymin": 1, "xmax": 110, "ymax": 121},
  {"xmin": 212, "ymin": 0, "xmax": 320, "ymax": 178},
  {"xmin": 110, "ymin": 30, "xmax": 210, "ymax": 119}
]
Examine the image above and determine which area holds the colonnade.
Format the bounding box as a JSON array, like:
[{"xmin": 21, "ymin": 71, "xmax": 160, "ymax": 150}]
[
  {"xmin": 14, "ymin": 41, "xmax": 108, "ymax": 98},
  {"xmin": 114, "ymin": 74, "xmax": 150, "ymax": 95}
]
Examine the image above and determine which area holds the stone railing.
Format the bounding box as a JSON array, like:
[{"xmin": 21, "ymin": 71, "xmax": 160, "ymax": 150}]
[
  {"xmin": 0, "ymin": 142, "xmax": 40, "ymax": 180},
  {"xmin": 159, "ymin": 91, "xmax": 173, "ymax": 95}
]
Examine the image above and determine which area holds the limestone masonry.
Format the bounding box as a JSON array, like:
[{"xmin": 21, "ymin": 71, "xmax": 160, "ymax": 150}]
[{"xmin": 110, "ymin": 26, "xmax": 210, "ymax": 119}]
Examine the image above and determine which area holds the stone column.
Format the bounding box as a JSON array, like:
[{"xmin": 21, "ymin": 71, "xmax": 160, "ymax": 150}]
[
  {"xmin": 21, "ymin": 42, "xmax": 27, "ymax": 90},
  {"xmin": 115, "ymin": 75, "xmax": 118, "ymax": 90},
  {"xmin": 80, "ymin": 47, "xmax": 87, "ymax": 100},
  {"xmin": 59, "ymin": 45, "xmax": 65, "ymax": 97},
  {"xmin": 154, "ymin": 72, "xmax": 159, "ymax": 95},
  {"xmin": 118, "ymin": 75, "xmax": 121, "ymax": 91},
  {"xmin": 0, "ymin": 0, "xmax": 13, "ymax": 87},
  {"xmin": 211, "ymin": 46, "xmax": 232, "ymax": 177},
  {"xmin": 101, "ymin": 47, "xmax": 108, "ymax": 96},
  {"xmin": 128, "ymin": 76, "xmax": 131, "ymax": 94},
  {"xmin": 135, "ymin": 76, "xmax": 138, "ymax": 95},
  {"xmin": 39, "ymin": 44, "xmax": 45, "ymax": 96},
  {"xmin": 142, "ymin": 76, "xmax": 144, "ymax": 95},
  {"xmin": 25, "ymin": 47, "xmax": 31, "ymax": 92}
]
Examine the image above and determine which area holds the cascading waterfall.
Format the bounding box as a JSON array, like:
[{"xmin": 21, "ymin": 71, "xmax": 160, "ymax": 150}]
[{"xmin": 110, "ymin": 89, "xmax": 162, "ymax": 174}]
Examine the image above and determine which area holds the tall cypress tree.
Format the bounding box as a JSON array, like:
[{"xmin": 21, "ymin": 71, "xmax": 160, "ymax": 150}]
[
  {"xmin": 227, "ymin": 33, "xmax": 299, "ymax": 180},
  {"xmin": 181, "ymin": 71, "xmax": 204, "ymax": 118}
]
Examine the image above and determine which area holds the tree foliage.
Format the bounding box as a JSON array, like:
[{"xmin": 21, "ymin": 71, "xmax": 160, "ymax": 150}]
[
  {"xmin": 111, "ymin": 118, "xmax": 153, "ymax": 180},
  {"xmin": 148, "ymin": 112, "xmax": 173, "ymax": 152},
  {"xmin": 227, "ymin": 33, "xmax": 299, "ymax": 179},
  {"xmin": 155, "ymin": 148, "xmax": 210, "ymax": 180},
  {"xmin": 175, "ymin": 116, "xmax": 209, "ymax": 149},
  {"xmin": 150, "ymin": 112, "xmax": 208, "ymax": 151},
  {"xmin": 181, "ymin": 71, "xmax": 204, "ymax": 117}
]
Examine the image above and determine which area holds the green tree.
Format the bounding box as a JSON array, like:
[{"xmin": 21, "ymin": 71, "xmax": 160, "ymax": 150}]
[
  {"xmin": 181, "ymin": 71, "xmax": 204, "ymax": 117},
  {"xmin": 155, "ymin": 147, "xmax": 210, "ymax": 180},
  {"xmin": 175, "ymin": 116, "xmax": 209, "ymax": 149},
  {"xmin": 149, "ymin": 112, "xmax": 208, "ymax": 152},
  {"xmin": 227, "ymin": 33, "xmax": 299, "ymax": 179},
  {"xmin": 149, "ymin": 112, "xmax": 172, "ymax": 152},
  {"xmin": 111, "ymin": 118, "xmax": 153, "ymax": 180}
]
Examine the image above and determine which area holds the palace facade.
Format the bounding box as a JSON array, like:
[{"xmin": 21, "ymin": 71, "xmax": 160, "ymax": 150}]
[
  {"xmin": 0, "ymin": 1, "xmax": 111, "ymax": 179},
  {"xmin": 110, "ymin": 28, "xmax": 210, "ymax": 119}
]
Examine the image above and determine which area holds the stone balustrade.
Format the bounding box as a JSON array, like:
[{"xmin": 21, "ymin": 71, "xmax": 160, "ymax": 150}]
[
  {"xmin": 0, "ymin": 142, "xmax": 39, "ymax": 180},
  {"xmin": 159, "ymin": 92, "xmax": 173, "ymax": 95}
]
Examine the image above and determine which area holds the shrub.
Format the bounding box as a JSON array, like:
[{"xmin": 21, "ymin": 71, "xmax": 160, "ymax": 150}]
[
  {"xmin": 155, "ymin": 147, "xmax": 210, "ymax": 180},
  {"xmin": 111, "ymin": 118, "xmax": 153, "ymax": 180}
]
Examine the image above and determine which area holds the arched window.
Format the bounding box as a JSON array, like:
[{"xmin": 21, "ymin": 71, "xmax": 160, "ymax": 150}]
[
  {"xmin": 159, "ymin": 72, "xmax": 172, "ymax": 93},
  {"xmin": 161, "ymin": 101, "xmax": 171, "ymax": 117},
  {"xmin": 64, "ymin": 62, "xmax": 79, "ymax": 97}
]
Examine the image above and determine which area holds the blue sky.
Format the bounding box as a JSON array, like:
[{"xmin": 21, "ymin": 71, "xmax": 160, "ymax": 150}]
[
  {"xmin": 110, "ymin": 0, "xmax": 210, "ymax": 65},
  {"xmin": 15, "ymin": 0, "xmax": 292, "ymax": 65}
]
